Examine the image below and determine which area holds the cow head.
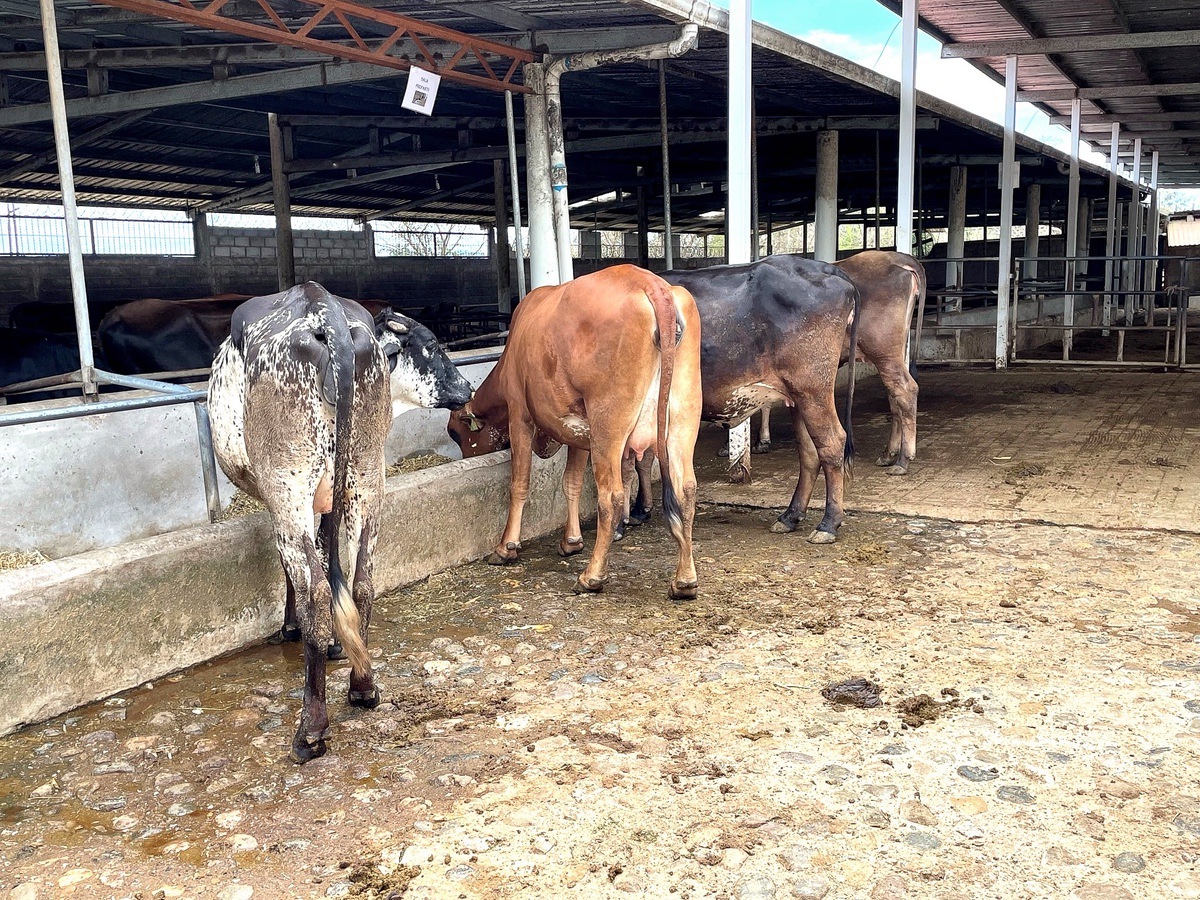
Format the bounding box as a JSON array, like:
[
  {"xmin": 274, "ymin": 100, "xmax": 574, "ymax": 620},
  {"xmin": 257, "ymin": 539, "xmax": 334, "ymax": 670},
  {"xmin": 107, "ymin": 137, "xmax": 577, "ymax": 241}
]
[
  {"xmin": 447, "ymin": 403, "xmax": 509, "ymax": 458},
  {"xmin": 374, "ymin": 310, "xmax": 473, "ymax": 416}
]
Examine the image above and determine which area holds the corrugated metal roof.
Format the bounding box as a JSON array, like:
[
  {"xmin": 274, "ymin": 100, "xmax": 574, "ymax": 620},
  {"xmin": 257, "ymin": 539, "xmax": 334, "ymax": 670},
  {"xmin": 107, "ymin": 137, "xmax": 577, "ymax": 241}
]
[
  {"xmin": 1168, "ymin": 213, "xmax": 1200, "ymax": 248},
  {"xmin": 878, "ymin": 0, "xmax": 1200, "ymax": 186}
]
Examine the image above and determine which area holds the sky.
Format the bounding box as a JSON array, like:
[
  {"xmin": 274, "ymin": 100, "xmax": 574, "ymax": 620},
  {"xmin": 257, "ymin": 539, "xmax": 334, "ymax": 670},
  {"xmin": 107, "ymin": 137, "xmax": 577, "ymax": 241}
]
[{"xmin": 709, "ymin": 0, "xmax": 1105, "ymax": 164}]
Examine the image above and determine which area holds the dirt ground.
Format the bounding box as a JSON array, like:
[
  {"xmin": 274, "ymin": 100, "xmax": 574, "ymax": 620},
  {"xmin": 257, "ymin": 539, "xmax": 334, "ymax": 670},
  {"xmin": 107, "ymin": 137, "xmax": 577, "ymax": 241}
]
[{"xmin": 2, "ymin": 369, "xmax": 1199, "ymax": 900}]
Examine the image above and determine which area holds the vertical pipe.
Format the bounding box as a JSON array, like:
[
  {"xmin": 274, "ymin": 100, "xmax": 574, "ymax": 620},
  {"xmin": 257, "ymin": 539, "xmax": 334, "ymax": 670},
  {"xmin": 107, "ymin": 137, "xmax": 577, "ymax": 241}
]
[
  {"xmin": 493, "ymin": 158, "xmax": 511, "ymax": 314},
  {"xmin": 995, "ymin": 55, "xmax": 1018, "ymax": 370},
  {"xmin": 947, "ymin": 165, "xmax": 967, "ymax": 292},
  {"xmin": 544, "ymin": 71, "xmax": 574, "ymax": 283},
  {"xmin": 504, "ymin": 90, "xmax": 527, "ymax": 301},
  {"xmin": 1125, "ymin": 138, "xmax": 1143, "ymax": 322},
  {"xmin": 727, "ymin": 0, "xmax": 753, "ymax": 466},
  {"xmin": 1145, "ymin": 150, "xmax": 1160, "ymax": 302},
  {"xmin": 874, "ymin": 130, "xmax": 882, "ymax": 249},
  {"xmin": 815, "ymin": 130, "xmax": 839, "ymax": 263},
  {"xmin": 1063, "ymin": 97, "xmax": 1081, "ymax": 359},
  {"xmin": 1024, "ymin": 182, "xmax": 1041, "ymax": 282},
  {"xmin": 659, "ymin": 61, "xmax": 674, "ymax": 270},
  {"xmin": 524, "ymin": 64, "xmax": 558, "ymax": 288},
  {"xmin": 896, "ymin": 0, "xmax": 918, "ymax": 257},
  {"xmin": 40, "ymin": 0, "xmax": 97, "ymax": 399},
  {"xmin": 751, "ymin": 94, "xmax": 760, "ymax": 260},
  {"xmin": 1103, "ymin": 124, "xmax": 1119, "ymax": 331},
  {"xmin": 267, "ymin": 112, "xmax": 295, "ymax": 292},
  {"xmin": 193, "ymin": 401, "xmax": 222, "ymax": 523}
]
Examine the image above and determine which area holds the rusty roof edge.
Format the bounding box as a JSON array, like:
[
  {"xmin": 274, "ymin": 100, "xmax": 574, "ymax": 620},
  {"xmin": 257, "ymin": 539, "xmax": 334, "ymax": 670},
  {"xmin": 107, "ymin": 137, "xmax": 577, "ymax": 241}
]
[{"xmin": 624, "ymin": 0, "xmax": 1137, "ymax": 190}]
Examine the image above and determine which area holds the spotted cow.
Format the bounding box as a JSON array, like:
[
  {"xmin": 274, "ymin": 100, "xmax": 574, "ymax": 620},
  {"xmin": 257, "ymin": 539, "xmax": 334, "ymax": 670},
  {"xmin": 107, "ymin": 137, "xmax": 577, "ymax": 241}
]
[{"xmin": 209, "ymin": 282, "xmax": 471, "ymax": 763}]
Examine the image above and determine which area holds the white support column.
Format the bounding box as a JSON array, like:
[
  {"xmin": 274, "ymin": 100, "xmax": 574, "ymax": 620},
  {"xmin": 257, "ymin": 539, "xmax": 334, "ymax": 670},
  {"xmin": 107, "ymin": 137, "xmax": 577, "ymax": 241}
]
[
  {"xmin": 727, "ymin": 0, "xmax": 753, "ymax": 467},
  {"xmin": 814, "ymin": 130, "xmax": 839, "ymax": 263},
  {"xmin": 996, "ymin": 55, "xmax": 1018, "ymax": 369},
  {"xmin": 947, "ymin": 165, "xmax": 967, "ymax": 295},
  {"xmin": 523, "ymin": 64, "xmax": 559, "ymax": 289},
  {"xmin": 1063, "ymin": 97, "xmax": 1081, "ymax": 358},
  {"xmin": 1103, "ymin": 124, "xmax": 1120, "ymax": 330},
  {"xmin": 1145, "ymin": 150, "xmax": 1160, "ymax": 299},
  {"xmin": 1024, "ymin": 182, "xmax": 1041, "ymax": 282},
  {"xmin": 40, "ymin": 0, "xmax": 97, "ymax": 398},
  {"xmin": 896, "ymin": 0, "xmax": 918, "ymax": 257},
  {"xmin": 504, "ymin": 89, "xmax": 527, "ymax": 302},
  {"xmin": 1124, "ymin": 138, "xmax": 1143, "ymax": 320}
]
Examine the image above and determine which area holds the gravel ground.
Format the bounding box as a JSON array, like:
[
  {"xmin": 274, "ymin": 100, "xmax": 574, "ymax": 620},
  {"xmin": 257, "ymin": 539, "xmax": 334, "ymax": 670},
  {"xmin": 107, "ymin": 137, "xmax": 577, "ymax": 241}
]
[{"xmin": 2, "ymin": 504, "xmax": 1198, "ymax": 900}]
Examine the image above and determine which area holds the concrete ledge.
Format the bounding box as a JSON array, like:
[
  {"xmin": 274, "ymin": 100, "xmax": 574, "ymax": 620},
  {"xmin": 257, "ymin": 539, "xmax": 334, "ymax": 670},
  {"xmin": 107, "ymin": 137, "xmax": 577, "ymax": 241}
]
[{"xmin": 0, "ymin": 450, "xmax": 592, "ymax": 737}]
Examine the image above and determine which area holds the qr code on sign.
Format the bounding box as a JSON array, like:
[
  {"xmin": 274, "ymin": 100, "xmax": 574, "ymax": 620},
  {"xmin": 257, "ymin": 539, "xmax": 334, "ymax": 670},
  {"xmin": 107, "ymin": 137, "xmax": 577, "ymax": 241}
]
[{"xmin": 412, "ymin": 90, "xmax": 428, "ymax": 107}]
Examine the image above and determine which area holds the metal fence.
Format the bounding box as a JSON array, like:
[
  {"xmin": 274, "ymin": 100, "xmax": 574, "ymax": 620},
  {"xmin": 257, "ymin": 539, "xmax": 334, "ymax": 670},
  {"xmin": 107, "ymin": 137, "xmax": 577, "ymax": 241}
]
[{"xmin": 0, "ymin": 206, "xmax": 194, "ymax": 256}]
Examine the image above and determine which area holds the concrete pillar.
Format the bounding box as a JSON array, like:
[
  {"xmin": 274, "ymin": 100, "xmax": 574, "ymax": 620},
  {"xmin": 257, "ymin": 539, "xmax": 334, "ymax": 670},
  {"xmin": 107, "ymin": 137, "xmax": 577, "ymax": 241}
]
[
  {"xmin": 493, "ymin": 158, "xmax": 511, "ymax": 313},
  {"xmin": 192, "ymin": 212, "xmax": 215, "ymax": 293},
  {"xmin": 579, "ymin": 230, "xmax": 600, "ymax": 259},
  {"xmin": 659, "ymin": 60, "xmax": 674, "ymax": 270},
  {"xmin": 1024, "ymin": 182, "xmax": 1041, "ymax": 282},
  {"xmin": 995, "ymin": 55, "xmax": 1018, "ymax": 369},
  {"xmin": 523, "ymin": 64, "xmax": 558, "ymax": 289},
  {"xmin": 267, "ymin": 112, "xmax": 295, "ymax": 292},
  {"xmin": 1103, "ymin": 124, "xmax": 1120, "ymax": 330},
  {"xmin": 947, "ymin": 165, "xmax": 967, "ymax": 289},
  {"xmin": 814, "ymin": 130, "xmax": 839, "ymax": 263},
  {"xmin": 637, "ymin": 185, "xmax": 649, "ymax": 268},
  {"xmin": 1077, "ymin": 196, "xmax": 1092, "ymax": 280}
]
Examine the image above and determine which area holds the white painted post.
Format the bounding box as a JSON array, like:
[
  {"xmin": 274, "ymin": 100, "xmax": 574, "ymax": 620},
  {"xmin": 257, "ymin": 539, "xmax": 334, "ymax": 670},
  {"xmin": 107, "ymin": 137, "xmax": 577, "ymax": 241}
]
[
  {"xmin": 523, "ymin": 64, "xmax": 559, "ymax": 288},
  {"xmin": 947, "ymin": 165, "xmax": 967, "ymax": 292},
  {"xmin": 814, "ymin": 130, "xmax": 839, "ymax": 263},
  {"xmin": 896, "ymin": 0, "xmax": 918, "ymax": 257},
  {"xmin": 727, "ymin": 0, "xmax": 753, "ymax": 467},
  {"xmin": 1063, "ymin": 97, "xmax": 1081, "ymax": 359},
  {"xmin": 1103, "ymin": 124, "xmax": 1119, "ymax": 331},
  {"xmin": 1145, "ymin": 150, "xmax": 1160, "ymax": 302},
  {"xmin": 504, "ymin": 89, "xmax": 527, "ymax": 301},
  {"xmin": 40, "ymin": 0, "xmax": 97, "ymax": 399},
  {"xmin": 996, "ymin": 55, "xmax": 1018, "ymax": 369},
  {"xmin": 1124, "ymin": 138, "xmax": 1143, "ymax": 321}
]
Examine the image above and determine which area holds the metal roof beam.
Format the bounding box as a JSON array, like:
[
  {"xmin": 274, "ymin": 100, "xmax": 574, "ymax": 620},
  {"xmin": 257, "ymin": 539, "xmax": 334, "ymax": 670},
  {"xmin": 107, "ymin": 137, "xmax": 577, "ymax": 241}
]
[
  {"xmin": 942, "ymin": 29, "xmax": 1200, "ymax": 59},
  {"xmin": 0, "ymin": 61, "xmax": 400, "ymax": 128},
  {"xmin": 0, "ymin": 110, "xmax": 150, "ymax": 185},
  {"xmin": 1017, "ymin": 83, "xmax": 1200, "ymax": 102},
  {"xmin": 1051, "ymin": 111, "xmax": 1200, "ymax": 126}
]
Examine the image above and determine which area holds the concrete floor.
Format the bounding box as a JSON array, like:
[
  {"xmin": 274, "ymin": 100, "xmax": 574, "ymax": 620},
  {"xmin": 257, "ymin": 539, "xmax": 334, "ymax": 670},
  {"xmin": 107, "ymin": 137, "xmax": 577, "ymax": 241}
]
[{"xmin": 705, "ymin": 368, "xmax": 1200, "ymax": 534}]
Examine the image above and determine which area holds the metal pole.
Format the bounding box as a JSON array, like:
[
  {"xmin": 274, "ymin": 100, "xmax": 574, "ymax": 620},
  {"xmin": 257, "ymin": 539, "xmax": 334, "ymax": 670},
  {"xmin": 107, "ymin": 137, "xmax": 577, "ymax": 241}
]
[
  {"xmin": 193, "ymin": 401, "xmax": 222, "ymax": 523},
  {"xmin": 504, "ymin": 90, "xmax": 527, "ymax": 301},
  {"xmin": 1103, "ymin": 124, "xmax": 1119, "ymax": 332},
  {"xmin": 815, "ymin": 130, "xmax": 838, "ymax": 262},
  {"xmin": 874, "ymin": 130, "xmax": 882, "ymax": 249},
  {"xmin": 1063, "ymin": 97, "xmax": 1081, "ymax": 359},
  {"xmin": 727, "ymin": 0, "xmax": 753, "ymax": 468},
  {"xmin": 1145, "ymin": 150, "xmax": 1160, "ymax": 303},
  {"xmin": 751, "ymin": 94, "xmax": 760, "ymax": 260},
  {"xmin": 493, "ymin": 158, "xmax": 512, "ymax": 313},
  {"xmin": 39, "ymin": 0, "xmax": 97, "ymax": 400},
  {"xmin": 995, "ymin": 55, "xmax": 1018, "ymax": 369},
  {"xmin": 1125, "ymin": 138, "xmax": 1143, "ymax": 322},
  {"xmin": 523, "ymin": 64, "xmax": 559, "ymax": 288},
  {"xmin": 895, "ymin": 0, "xmax": 918, "ymax": 257},
  {"xmin": 267, "ymin": 112, "xmax": 294, "ymax": 291},
  {"xmin": 659, "ymin": 60, "xmax": 674, "ymax": 270}
]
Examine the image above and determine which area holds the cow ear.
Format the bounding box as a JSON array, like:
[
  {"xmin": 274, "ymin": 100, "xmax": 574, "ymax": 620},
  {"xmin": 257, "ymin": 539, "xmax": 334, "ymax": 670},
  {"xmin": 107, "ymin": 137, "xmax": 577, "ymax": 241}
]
[{"xmin": 385, "ymin": 318, "xmax": 409, "ymax": 335}]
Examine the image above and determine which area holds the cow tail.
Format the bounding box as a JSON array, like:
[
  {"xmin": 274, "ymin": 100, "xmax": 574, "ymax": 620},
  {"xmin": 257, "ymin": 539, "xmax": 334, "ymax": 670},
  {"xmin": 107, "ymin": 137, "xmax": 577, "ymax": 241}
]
[
  {"xmin": 843, "ymin": 280, "xmax": 860, "ymax": 482},
  {"xmin": 317, "ymin": 294, "xmax": 370, "ymax": 680},
  {"xmin": 909, "ymin": 263, "xmax": 927, "ymax": 383},
  {"xmin": 647, "ymin": 278, "xmax": 683, "ymax": 536}
]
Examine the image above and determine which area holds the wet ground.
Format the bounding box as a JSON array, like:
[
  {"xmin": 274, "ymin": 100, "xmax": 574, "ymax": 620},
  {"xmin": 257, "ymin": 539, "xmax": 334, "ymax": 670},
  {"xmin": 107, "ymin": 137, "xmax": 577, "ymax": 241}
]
[{"xmin": 3, "ymin": 368, "xmax": 1200, "ymax": 899}]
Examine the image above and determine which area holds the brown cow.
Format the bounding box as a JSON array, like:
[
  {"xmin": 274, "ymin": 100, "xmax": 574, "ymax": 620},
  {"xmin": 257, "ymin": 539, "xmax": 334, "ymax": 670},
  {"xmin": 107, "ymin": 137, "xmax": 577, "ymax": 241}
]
[
  {"xmin": 447, "ymin": 265, "xmax": 702, "ymax": 600},
  {"xmin": 753, "ymin": 251, "xmax": 926, "ymax": 475}
]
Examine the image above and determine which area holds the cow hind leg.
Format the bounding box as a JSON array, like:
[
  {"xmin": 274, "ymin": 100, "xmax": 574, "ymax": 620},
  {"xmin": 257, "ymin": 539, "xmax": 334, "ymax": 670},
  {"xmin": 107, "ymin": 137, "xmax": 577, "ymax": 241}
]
[
  {"xmin": 316, "ymin": 517, "xmax": 348, "ymax": 661},
  {"xmin": 663, "ymin": 430, "xmax": 699, "ymax": 602},
  {"xmin": 874, "ymin": 360, "xmax": 919, "ymax": 475},
  {"xmin": 559, "ymin": 446, "xmax": 588, "ymax": 557},
  {"xmin": 346, "ymin": 517, "xmax": 380, "ymax": 709},
  {"xmin": 575, "ymin": 444, "xmax": 624, "ymax": 594},
  {"xmin": 753, "ymin": 407, "xmax": 773, "ymax": 454},
  {"xmin": 487, "ymin": 417, "xmax": 535, "ymax": 565},
  {"xmin": 276, "ymin": 552, "xmax": 301, "ymax": 643},
  {"xmin": 798, "ymin": 394, "xmax": 848, "ymax": 544},
  {"xmin": 615, "ymin": 453, "xmax": 641, "ymax": 542},
  {"xmin": 279, "ymin": 533, "xmax": 333, "ymax": 764},
  {"xmin": 628, "ymin": 453, "xmax": 654, "ymax": 524},
  {"xmin": 771, "ymin": 408, "xmax": 820, "ymax": 534}
]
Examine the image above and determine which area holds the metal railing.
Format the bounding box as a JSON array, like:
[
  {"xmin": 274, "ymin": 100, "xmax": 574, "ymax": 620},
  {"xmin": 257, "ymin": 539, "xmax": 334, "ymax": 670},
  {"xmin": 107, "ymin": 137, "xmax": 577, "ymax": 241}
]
[
  {"xmin": 916, "ymin": 255, "xmax": 1003, "ymax": 364},
  {"xmin": 1010, "ymin": 254, "xmax": 1200, "ymax": 366}
]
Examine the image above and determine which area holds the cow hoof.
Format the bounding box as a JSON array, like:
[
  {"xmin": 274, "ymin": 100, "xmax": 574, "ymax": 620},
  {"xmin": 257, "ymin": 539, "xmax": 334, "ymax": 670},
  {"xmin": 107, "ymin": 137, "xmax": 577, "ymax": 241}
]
[
  {"xmin": 875, "ymin": 453, "xmax": 899, "ymax": 467},
  {"xmin": 572, "ymin": 576, "xmax": 606, "ymax": 594},
  {"xmin": 289, "ymin": 738, "xmax": 328, "ymax": 765},
  {"xmin": 716, "ymin": 445, "xmax": 730, "ymax": 458},
  {"xmin": 559, "ymin": 536, "xmax": 584, "ymax": 557},
  {"xmin": 348, "ymin": 688, "xmax": 381, "ymax": 709},
  {"xmin": 769, "ymin": 517, "xmax": 799, "ymax": 534},
  {"xmin": 327, "ymin": 642, "xmax": 347, "ymax": 661},
  {"xmin": 807, "ymin": 528, "xmax": 838, "ymax": 545},
  {"xmin": 279, "ymin": 623, "xmax": 302, "ymax": 643},
  {"xmin": 752, "ymin": 440, "xmax": 772, "ymax": 455},
  {"xmin": 628, "ymin": 507, "xmax": 651, "ymax": 526},
  {"xmin": 728, "ymin": 465, "xmax": 752, "ymax": 485},
  {"xmin": 613, "ymin": 520, "xmax": 627, "ymax": 542},
  {"xmin": 669, "ymin": 581, "xmax": 698, "ymax": 602},
  {"xmin": 884, "ymin": 463, "xmax": 909, "ymax": 476},
  {"xmin": 486, "ymin": 542, "xmax": 521, "ymax": 565}
]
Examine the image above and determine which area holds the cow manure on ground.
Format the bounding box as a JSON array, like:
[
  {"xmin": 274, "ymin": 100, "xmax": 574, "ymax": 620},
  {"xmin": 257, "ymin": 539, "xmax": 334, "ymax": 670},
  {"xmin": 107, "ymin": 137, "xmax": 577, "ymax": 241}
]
[
  {"xmin": 0, "ymin": 548, "xmax": 47, "ymax": 570},
  {"xmin": 387, "ymin": 452, "xmax": 453, "ymax": 477},
  {"xmin": 347, "ymin": 863, "xmax": 419, "ymax": 898},
  {"xmin": 844, "ymin": 542, "xmax": 891, "ymax": 565},
  {"xmin": 821, "ymin": 677, "xmax": 883, "ymax": 708},
  {"xmin": 1039, "ymin": 381, "xmax": 1077, "ymax": 394},
  {"xmin": 1004, "ymin": 463, "xmax": 1045, "ymax": 485},
  {"xmin": 216, "ymin": 490, "xmax": 265, "ymax": 521},
  {"xmin": 895, "ymin": 688, "xmax": 982, "ymax": 728}
]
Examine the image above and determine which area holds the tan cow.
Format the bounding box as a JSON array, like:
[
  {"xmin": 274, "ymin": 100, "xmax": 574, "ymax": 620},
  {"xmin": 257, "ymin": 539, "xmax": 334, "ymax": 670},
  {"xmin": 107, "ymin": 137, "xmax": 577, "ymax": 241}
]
[{"xmin": 447, "ymin": 264, "xmax": 703, "ymax": 600}]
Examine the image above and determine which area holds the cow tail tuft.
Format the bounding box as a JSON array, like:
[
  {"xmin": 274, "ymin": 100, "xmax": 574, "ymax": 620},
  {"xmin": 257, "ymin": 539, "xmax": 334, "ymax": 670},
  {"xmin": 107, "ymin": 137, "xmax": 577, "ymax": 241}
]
[
  {"xmin": 843, "ymin": 279, "xmax": 860, "ymax": 483},
  {"xmin": 647, "ymin": 277, "xmax": 683, "ymax": 536},
  {"xmin": 317, "ymin": 291, "xmax": 370, "ymax": 679}
]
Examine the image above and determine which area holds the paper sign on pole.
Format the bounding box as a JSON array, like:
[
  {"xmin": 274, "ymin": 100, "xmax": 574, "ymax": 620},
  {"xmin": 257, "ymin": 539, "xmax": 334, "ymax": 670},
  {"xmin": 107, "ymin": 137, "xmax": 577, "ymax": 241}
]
[{"xmin": 401, "ymin": 66, "xmax": 441, "ymax": 116}]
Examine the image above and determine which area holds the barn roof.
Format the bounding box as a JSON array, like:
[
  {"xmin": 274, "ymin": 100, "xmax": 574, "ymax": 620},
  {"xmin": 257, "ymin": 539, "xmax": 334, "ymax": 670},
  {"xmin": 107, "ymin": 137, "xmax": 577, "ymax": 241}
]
[{"xmin": 0, "ymin": 0, "xmax": 1142, "ymax": 229}]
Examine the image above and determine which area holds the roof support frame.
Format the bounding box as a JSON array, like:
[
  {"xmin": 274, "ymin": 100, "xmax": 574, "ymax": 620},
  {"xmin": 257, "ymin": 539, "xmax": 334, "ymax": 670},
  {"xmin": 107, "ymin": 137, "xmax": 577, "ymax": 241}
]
[{"xmin": 942, "ymin": 29, "xmax": 1200, "ymax": 59}]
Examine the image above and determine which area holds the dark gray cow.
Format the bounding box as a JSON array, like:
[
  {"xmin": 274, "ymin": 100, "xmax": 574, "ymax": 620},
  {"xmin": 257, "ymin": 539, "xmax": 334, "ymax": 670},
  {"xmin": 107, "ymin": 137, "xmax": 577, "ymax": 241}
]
[{"xmin": 209, "ymin": 282, "xmax": 471, "ymax": 763}]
